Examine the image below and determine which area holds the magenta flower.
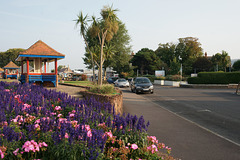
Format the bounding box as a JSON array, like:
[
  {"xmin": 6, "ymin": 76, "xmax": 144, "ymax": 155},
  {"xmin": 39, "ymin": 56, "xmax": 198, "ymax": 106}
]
[
  {"xmin": 0, "ymin": 149, "xmax": 4, "ymax": 159},
  {"xmin": 54, "ymin": 106, "xmax": 62, "ymax": 111},
  {"xmin": 131, "ymin": 144, "xmax": 138, "ymax": 150},
  {"xmin": 13, "ymin": 148, "xmax": 19, "ymax": 156}
]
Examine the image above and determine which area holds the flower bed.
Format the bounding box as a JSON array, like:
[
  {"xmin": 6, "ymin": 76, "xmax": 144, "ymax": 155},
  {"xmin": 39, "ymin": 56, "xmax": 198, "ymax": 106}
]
[{"xmin": 0, "ymin": 82, "xmax": 173, "ymax": 159}]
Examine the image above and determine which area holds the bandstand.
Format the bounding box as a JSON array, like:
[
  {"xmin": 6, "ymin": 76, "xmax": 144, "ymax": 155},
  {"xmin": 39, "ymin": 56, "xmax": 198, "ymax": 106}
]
[
  {"xmin": 3, "ymin": 61, "xmax": 20, "ymax": 79},
  {"xmin": 16, "ymin": 40, "xmax": 65, "ymax": 87}
]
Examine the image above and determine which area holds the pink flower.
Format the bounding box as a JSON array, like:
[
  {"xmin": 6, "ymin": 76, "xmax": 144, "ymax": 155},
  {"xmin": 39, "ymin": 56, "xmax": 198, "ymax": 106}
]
[
  {"xmin": 69, "ymin": 113, "xmax": 75, "ymax": 118},
  {"xmin": 4, "ymin": 89, "xmax": 10, "ymax": 92},
  {"xmin": 42, "ymin": 142, "xmax": 48, "ymax": 147},
  {"xmin": 39, "ymin": 142, "xmax": 48, "ymax": 148},
  {"xmin": 131, "ymin": 144, "xmax": 138, "ymax": 150},
  {"xmin": 54, "ymin": 106, "xmax": 62, "ymax": 111},
  {"xmin": 13, "ymin": 148, "xmax": 19, "ymax": 156},
  {"xmin": 34, "ymin": 124, "xmax": 40, "ymax": 130},
  {"xmin": 0, "ymin": 149, "xmax": 4, "ymax": 159},
  {"xmin": 87, "ymin": 131, "xmax": 92, "ymax": 137},
  {"xmin": 147, "ymin": 144, "xmax": 158, "ymax": 153},
  {"xmin": 105, "ymin": 131, "xmax": 113, "ymax": 138},
  {"xmin": 35, "ymin": 119, "xmax": 40, "ymax": 124},
  {"xmin": 57, "ymin": 114, "xmax": 63, "ymax": 118},
  {"xmin": 65, "ymin": 133, "xmax": 69, "ymax": 139},
  {"xmin": 147, "ymin": 136, "xmax": 158, "ymax": 144}
]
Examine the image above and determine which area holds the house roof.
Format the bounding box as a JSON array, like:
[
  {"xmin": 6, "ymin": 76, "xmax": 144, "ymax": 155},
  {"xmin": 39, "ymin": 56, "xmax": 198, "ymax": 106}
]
[
  {"xmin": 16, "ymin": 40, "xmax": 65, "ymax": 61},
  {"xmin": 0, "ymin": 68, "xmax": 4, "ymax": 72},
  {"xmin": 3, "ymin": 61, "xmax": 20, "ymax": 69}
]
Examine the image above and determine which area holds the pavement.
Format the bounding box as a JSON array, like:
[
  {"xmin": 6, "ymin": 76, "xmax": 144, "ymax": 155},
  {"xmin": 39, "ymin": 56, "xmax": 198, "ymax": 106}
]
[
  {"xmin": 122, "ymin": 88, "xmax": 240, "ymax": 160},
  {"xmin": 53, "ymin": 84, "xmax": 240, "ymax": 160}
]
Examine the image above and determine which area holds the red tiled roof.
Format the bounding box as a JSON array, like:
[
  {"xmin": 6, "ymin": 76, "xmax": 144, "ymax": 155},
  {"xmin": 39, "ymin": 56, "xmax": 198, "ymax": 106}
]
[
  {"xmin": 3, "ymin": 61, "xmax": 20, "ymax": 69},
  {"xmin": 19, "ymin": 40, "xmax": 65, "ymax": 57}
]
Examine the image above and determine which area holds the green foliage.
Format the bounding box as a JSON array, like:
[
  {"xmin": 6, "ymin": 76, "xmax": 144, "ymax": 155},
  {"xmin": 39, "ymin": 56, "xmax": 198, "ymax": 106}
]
[
  {"xmin": 131, "ymin": 48, "xmax": 165, "ymax": 75},
  {"xmin": 89, "ymin": 84, "xmax": 116, "ymax": 94},
  {"xmin": 232, "ymin": 60, "xmax": 240, "ymax": 71},
  {"xmin": 0, "ymin": 48, "xmax": 25, "ymax": 68},
  {"xmin": 166, "ymin": 75, "xmax": 182, "ymax": 81},
  {"xmin": 169, "ymin": 57, "xmax": 181, "ymax": 75},
  {"xmin": 142, "ymin": 75, "xmax": 156, "ymax": 82},
  {"xmin": 187, "ymin": 72, "xmax": 240, "ymax": 84},
  {"xmin": 211, "ymin": 51, "xmax": 231, "ymax": 72},
  {"xmin": 192, "ymin": 57, "xmax": 213, "ymax": 73},
  {"xmin": 81, "ymin": 74, "xmax": 87, "ymax": 81}
]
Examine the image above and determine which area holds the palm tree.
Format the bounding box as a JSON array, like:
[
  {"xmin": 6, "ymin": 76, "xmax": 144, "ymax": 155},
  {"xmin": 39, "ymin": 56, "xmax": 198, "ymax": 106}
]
[
  {"xmin": 89, "ymin": 6, "xmax": 119, "ymax": 85},
  {"xmin": 74, "ymin": 12, "xmax": 96, "ymax": 82}
]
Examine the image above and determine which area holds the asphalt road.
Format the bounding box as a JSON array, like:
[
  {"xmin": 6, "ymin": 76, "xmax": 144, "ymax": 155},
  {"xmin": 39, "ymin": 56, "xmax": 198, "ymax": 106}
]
[
  {"xmin": 121, "ymin": 86, "xmax": 240, "ymax": 159},
  {"xmin": 139, "ymin": 85, "xmax": 240, "ymax": 145}
]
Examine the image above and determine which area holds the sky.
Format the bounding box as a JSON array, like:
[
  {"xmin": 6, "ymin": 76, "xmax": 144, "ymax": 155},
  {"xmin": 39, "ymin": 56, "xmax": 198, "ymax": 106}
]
[{"xmin": 1, "ymin": 0, "xmax": 240, "ymax": 69}]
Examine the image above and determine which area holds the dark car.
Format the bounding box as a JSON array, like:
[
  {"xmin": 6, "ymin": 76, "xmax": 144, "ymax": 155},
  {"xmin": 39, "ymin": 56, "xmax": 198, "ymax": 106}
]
[
  {"xmin": 107, "ymin": 77, "xmax": 118, "ymax": 84},
  {"xmin": 130, "ymin": 77, "xmax": 154, "ymax": 94}
]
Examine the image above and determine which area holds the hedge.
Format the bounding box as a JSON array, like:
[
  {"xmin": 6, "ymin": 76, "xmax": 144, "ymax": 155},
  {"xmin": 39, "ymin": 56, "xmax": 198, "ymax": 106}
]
[{"xmin": 187, "ymin": 72, "xmax": 240, "ymax": 84}]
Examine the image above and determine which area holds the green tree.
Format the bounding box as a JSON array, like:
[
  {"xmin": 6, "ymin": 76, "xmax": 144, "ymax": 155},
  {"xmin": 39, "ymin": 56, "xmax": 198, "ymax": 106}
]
[
  {"xmin": 0, "ymin": 48, "xmax": 25, "ymax": 68},
  {"xmin": 211, "ymin": 51, "xmax": 231, "ymax": 72},
  {"xmin": 192, "ymin": 57, "xmax": 213, "ymax": 73},
  {"xmin": 233, "ymin": 60, "xmax": 240, "ymax": 71},
  {"xmin": 83, "ymin": 18, "xmax": 132, "ymax": 78},
  {"xmin": 175, "ymin": 37, "xmax": 203, "ymax": 75},
  {"xmin": 88, "ymin": 5, "xmax": 119, "ymax": 85},
  {"xmin": 155, "ymin": 43, "xmax": 176, "ymax": 67},
  {"xmin": 169, "ymin": 57, "xmax": 181, "ymax": 75},
  {"xmin": 131, "ymin": 48, "xmax": 165, "ymax": 75}
]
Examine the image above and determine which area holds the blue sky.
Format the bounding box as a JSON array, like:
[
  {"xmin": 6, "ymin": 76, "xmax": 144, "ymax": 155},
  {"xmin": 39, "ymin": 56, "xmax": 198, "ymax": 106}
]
[{"xmin": 1, "ymin": 0, "xmax": 240, "ymax": 69}]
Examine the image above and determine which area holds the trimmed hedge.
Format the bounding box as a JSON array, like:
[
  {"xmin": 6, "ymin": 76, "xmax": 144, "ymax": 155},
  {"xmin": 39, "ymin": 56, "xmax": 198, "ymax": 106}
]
[{"xmin": 187, "ymin": 72, "xmax": 240, "ymax": 84}]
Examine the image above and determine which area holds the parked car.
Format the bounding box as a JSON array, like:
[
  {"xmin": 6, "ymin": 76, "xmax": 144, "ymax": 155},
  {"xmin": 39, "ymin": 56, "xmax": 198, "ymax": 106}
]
[
  {"xmin": 130, "ymin": 77, "xmax": 154, "ymax": 94},
  {"xmin": 107, "ymin": 77, "xmax": 118, "ymax": 84},
  {"xmin": 114, "ymin": 78, "xmax": 130, "ymax": 87}
]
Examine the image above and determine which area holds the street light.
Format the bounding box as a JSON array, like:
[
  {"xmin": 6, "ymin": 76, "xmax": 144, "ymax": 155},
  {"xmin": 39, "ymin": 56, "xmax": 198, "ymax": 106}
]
[{"xmin": 179, "ymin": 57, "xmax": 182, "ymax": 81}]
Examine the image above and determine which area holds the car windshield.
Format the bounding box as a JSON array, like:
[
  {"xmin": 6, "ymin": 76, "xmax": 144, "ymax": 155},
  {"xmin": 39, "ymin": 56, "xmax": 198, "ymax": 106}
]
[
  {"xmin": 136, "ymin": 78, "xmax": 150, "ymax": 84},
  {"xmin": 118, "ymin": 79, "xmax": 126, "ymax": 82}
]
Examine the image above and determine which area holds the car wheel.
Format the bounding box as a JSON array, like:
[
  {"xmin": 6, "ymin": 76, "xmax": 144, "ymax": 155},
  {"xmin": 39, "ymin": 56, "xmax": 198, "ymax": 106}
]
[{"xmin": 151, "ymin": 90, "xmax": 154, "ymax": 94}]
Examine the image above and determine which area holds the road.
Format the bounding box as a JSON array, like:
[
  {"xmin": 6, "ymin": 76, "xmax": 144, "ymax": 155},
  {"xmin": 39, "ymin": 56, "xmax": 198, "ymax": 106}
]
[
  {"xmin": 141, "ymin": 85, "xmax": 240, "ymax": 145},
  {"xmin": 121, "ymin": 86, "xmax": 240, "ymax": 160}
]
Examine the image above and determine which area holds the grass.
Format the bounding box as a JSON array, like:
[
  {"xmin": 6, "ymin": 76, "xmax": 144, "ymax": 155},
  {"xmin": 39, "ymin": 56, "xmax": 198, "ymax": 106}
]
[
  {"xmin": 0, "ymin": 78, "xmax": 19, "ymax": 82},
  {"xmin": 62, "ymin": 81, "xmax": 94, "ymax": 87}
]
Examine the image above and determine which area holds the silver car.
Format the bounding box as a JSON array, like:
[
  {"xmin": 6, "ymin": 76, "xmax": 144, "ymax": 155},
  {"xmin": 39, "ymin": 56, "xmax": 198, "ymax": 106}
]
[{"xmin": 114, "ymin": 79, "xmax": 129, "ymax": 87}]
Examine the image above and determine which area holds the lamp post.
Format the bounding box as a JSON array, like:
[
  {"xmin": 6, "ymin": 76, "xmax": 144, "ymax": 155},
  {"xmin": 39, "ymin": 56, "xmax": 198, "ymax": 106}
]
[{"xmin": 179, "ymin": 57, "xmax": 182, "ymax": 81}]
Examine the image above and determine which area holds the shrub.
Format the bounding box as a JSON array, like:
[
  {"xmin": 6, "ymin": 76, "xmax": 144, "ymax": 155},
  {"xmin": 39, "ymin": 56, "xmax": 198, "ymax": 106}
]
[
  {"xmin": 155, "ymin": 76, "xmax": 166, "ymax": 80},
  {"xmin": 142, "ymin": 75, "xmax": 155, "ymax": 82},
  {"xmin": 166, "ymin": 75, "xmax": 182, "ymax": 81},
  {"xmin": 187, "ymin": 72, "xmax": 240, "ymax": 84},
  {"xmin": 89, "ymin": 84, "xmax": 116, "ymax": 94},
  {"xmin": 81, "ymin": 74, "xmax": 87, "ymax": 81}
]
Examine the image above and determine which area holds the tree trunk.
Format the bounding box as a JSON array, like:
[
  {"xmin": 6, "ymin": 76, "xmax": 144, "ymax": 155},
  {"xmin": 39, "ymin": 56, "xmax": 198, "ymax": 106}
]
[{"xmin": 98, "ymin": 37, "xmax": 104, "ymax": 85}]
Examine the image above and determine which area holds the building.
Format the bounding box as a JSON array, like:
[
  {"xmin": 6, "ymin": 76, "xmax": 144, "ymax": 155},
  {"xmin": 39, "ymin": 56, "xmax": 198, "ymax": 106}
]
[
  {"xmin": 16, "ymin": 40, "xmax": 65, "ymax": 87},
  {"xmin": 3, "ymin": 61, "xmax": 20, "ymax": 79}
]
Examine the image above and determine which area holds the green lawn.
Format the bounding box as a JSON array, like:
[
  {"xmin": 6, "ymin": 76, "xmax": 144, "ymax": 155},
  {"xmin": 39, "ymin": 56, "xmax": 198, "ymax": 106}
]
[
  {"xmin": 62, "ymin": 81, "xmax": 94, "ymax": 87},
  {"xmin": 0, "ymin": 79, "xmax": 19, "ymax": 83}
]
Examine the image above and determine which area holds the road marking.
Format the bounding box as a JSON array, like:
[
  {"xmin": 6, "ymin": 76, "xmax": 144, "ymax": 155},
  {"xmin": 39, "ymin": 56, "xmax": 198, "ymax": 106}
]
[{"xmin": 197, "ymin": 109, "xmax": 211, "ymax": 112}]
